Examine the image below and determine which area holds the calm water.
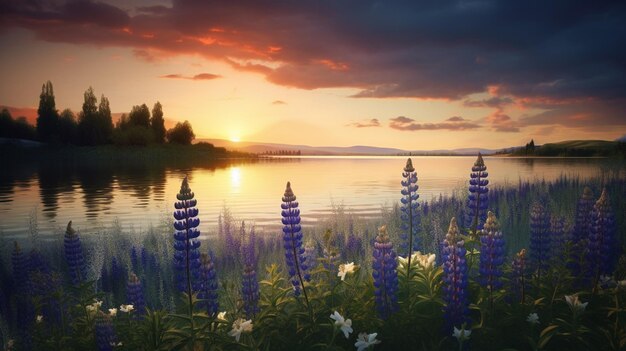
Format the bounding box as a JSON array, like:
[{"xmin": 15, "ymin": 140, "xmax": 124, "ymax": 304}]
[{"xmin": 0, "ymin": 156, "xmax": 621, "ymax": 239}]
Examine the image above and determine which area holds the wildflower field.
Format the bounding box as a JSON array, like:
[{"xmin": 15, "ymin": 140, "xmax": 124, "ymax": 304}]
[{"xmin": 1, "ymin": 155, "xmax": 625, "ymax": 351}]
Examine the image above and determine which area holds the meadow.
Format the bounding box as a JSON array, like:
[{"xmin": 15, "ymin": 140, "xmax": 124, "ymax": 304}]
[{"xmin": 0, "ymin": 155, "xmax": 624, "ymax": 351}]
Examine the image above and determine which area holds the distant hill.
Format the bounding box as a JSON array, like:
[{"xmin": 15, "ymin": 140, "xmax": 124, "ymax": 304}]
[
  {"xmin": 197, "ymin": 139, "xmax": 497, "ymax": 156},
  {"xmin": 512, "ymin": 139, "xmax": 625, "ymax": 157}
]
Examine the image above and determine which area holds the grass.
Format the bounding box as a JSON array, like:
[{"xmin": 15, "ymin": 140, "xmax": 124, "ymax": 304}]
[{"xmin": 0, "ymin": 172, "xmax": 624, "ymax": 350}]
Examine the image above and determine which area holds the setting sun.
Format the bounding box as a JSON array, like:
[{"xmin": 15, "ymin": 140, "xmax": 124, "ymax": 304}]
[{"xmin": 230, "ymin": 136, "xmax": 241, "ymax": 143}]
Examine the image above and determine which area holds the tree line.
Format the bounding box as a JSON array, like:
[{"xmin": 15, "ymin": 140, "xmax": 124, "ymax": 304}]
[{"xmin": 1, "ymin": 81, "xmax": 195, "ymax": 146}]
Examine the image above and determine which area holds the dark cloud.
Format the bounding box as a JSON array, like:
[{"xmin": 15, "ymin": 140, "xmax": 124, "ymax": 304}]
[
  {"xmin": 463, "ymin": 96, "xmax": 514, "ymax": 108},
  {"xmin": 2, "ymin": 0, "xmax": 626, "ymax": 129},
  {"xmin": 389, "ymin": 116, "xmax": 480, "ymax": 131},
  {"xmin": 272, "ymin": 100, "xmax": 286, "ymax": 105},
  {"xmin": 346, "ymin": 118, "xmax": 380, "ymax": 128},
  {"xmin": 160, "ymin": 73, "xmax": 221, "ymax": 80}
]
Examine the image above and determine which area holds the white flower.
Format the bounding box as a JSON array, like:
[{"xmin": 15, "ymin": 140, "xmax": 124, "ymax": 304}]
[
  {"xmin": 526, "ymin": 312, "xmax": 539, "ymax": 324},
  {"xmin": 330, "ymin": 311, "xmax": 353, "ymax": 339},
  {"xmin": 565, "ymin": 295, "xmax": 588, "ymax": 312},
  {"xmin": 453, "ymin": 326, "xmax": 472, "ymax": 340},
  {"xmin": 354, "ymin": 332, "xmax": 380, "ymax": 351},
  {"xmin": 120, "ymin": 304, "xmax": 134, "ymax": 313},
  {"xmin": 398, "ymin": 251, "xmax": 436, "ymax": 269},
  {"xmin": 229, "ymin": 318, "xmax": 253, "ymax": 342},
  {"xmin": 110, "ymin": 341, "xmax": 123, "ymax": 347},
  {"xmin": 338, "ymin": 262, "xmax": 356, "ymax": 281},
  {"xmin": 618, "ymin": 280, "xmax": 626, "ymax": 288},
  {"xmin": 36, "ymin": 315, "xmax": 43, "ymax": 324},
  {"xmin": 109, "ymin": 308, "xmax": 118, "ymax": 317},
  {"xmin": 86, "ymin": 299, "xmax": 103, "ymax": 314},
  {"xmin": 217, "ymin": 311, "xmax": 227, "ymax": 321}
]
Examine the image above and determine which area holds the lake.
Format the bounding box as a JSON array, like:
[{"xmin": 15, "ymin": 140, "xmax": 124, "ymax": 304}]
[{"xmin": 0, "ymin": 156, "xmax": 622, "ymax": 240}]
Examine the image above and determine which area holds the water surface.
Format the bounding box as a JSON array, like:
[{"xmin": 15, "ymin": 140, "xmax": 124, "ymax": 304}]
[{"xmin": 0, "ymin": 156, "xmax": 621, "ymax": 239}]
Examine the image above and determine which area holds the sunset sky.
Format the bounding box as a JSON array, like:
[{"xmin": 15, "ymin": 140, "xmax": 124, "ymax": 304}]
[{"xmin": 1, "ymin": 0, "xmax": 625, "ymax": 149}]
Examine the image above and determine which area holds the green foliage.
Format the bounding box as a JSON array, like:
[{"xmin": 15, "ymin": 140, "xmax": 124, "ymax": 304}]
[
  {"xmin": 0, "ymin": 108, "xmax": 37, "ymax": 140},
  {"xmin": 36, "ymin": 80, "xmax": 59, "ymax": 142},
  {"xmin": 167, "ymin": 121, "xmax": 195, "ymax": 145},
  {"xmin": 58, "ymin": 109, "xmax": 78, "ymax": 144},
  {"xmin": 130, "ymin": 104, "xmax": 151, "ymax": 128},
  {"xmin": 151, "ymin": 102, "xmax": 166, "ymax": 144},
  {"xmin": 112, "ymin": 125, "xmax": 156, "ymax": 146}
]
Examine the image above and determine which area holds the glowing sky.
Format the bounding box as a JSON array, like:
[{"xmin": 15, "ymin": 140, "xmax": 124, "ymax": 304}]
[{"xmin": 1, "ymin": 0, "xmax": 625, "ymax": 149}]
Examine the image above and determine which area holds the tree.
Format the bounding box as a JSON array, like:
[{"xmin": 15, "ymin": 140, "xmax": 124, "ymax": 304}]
[
  {"xmin": 166, "ymin": 121, "xmax": 195, "ymax": 145},
  {"xmin": 58, "ymin": 109, "xmax": 78, "ymax": 144},
  {"xmin": 36, "ymin": 80, "xmax": 59, "ymax": 142},
  {"xmin": 0, "ymin": 109, "xmax": 12, "ymax": 138},
  {"xmin": 151, "ymin": 102, "xmax": 166, "ymax": 143},
  {"xmin": 98, "ymin": 95, "xmax": 113, "ymax": 143},
  {"xmin": 78, "ymin": 87, "xmax": 99, "ymax": 145},
  {"xmin": 129, "ymin": 104, "xmax": 150, "ymax": 128}
]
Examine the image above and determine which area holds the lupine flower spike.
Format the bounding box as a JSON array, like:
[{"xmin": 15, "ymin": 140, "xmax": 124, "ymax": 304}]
[
  {"xmin": 587, "ymin": 188, "xmax": 617, "ymax": 289},
  {"xmin": 466, "ymin": 153, "xmax": 489, "ymax": 233},
  {"xmin": 281, "ymin": 182, "xmax": 310, "ymax": 297},
  {"xmin": 173, "ymin": 176, "xmax": 201, "ymax": 295},
  {"xmin": 94, "ymin": 312, "xmax": 117, "ymax": 351},
  {"xmin": 126, "ymin": 273, "xmax": 145, "ymax": 317},
  {"xmin": 241, "ymin": 225, "xmax": 260, "ymax": 318},
  {"xmin": 442, "ymin": 218, "xmax": 469, "ymax": 332},
  {"xmin": 372, "ymin": 225, "xmax": 399, "ymax": 319},
  {"xmin": 400, "ymin": 158, "xmax": 420, "ymax": 258},
  {"xmin": 569, "ymin": 187, "xmax": 594, "ymax": 279},
  {"xmin": 198, "ymin": 253, "xmax": 219, "ymax": 315},
  {"xmin": 64, "ymin": 221, "xmax": 86, "ymax": 285},
  {"xmin": 479, "ymin": 212, "xmax": 505, "ymax": 310},
  {"xmin": 529, "ymin": 202, "xmax": 550, "ymax": 280},
  {"xmin": 510, "ymin": 249, "xmax": 527, "ymax": 304}
]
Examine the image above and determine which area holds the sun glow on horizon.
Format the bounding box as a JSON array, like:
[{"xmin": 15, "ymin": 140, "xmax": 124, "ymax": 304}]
[{"xmin": 230, "ymin": 136, "xmax": 241, "ymax": 142}]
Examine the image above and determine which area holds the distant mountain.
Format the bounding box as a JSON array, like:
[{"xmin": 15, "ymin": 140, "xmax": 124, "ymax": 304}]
[
  {"xmin": 511, "ymin": 139, "xmax": 624, "ymax": 157},
  {"xmin": 197, "ymin": 138, "xmax": 497, "ymax": 156},
  {"xmin": 616, "ymin": 135, "xmax": 626, "ymax": 143}
]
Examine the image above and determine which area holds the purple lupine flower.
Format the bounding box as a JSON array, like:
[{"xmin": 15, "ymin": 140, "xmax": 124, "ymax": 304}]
[
  {"xmin": 442, "ymin": 218, "xmax": 469, "ymax": 331},
  {"xmin": 94, "ymin": 312, "xmax": 117, "ymax": 351},
  {"xmin": 100, "ymin": 265, "xmax": 111, "ymax": 293},
  {"xmin": 529, "ymin": 202, "xmax": 550, "ymax": 279},
  {"xmin": 372, "ymin": 225, "xmax": 399, "ymax": 319},
  {"xmin": 466, "ymin": 153, "xmax": 489, "ymax": 232},
  {"xmin": 173, "ymin": 176, "xmax": 201, "ymax": 294},
  {"xmin": 241, "ymin": 224, "xmax": 259, "ymax": 318},
  {"xmin": 479, "ymin": 212, "xmax": 505, "ymax": 304},
  {"xmin": 281, "ymin": 182, "xmax": 310, "ymax": 296},
  {"xmin": 510, "ymin": 249, "xmax": 527, "ymax": 304},
  {"xmin": 197, "ymin": 253, "xmax": 219, "ymax": 315},
  {"xmin": 587, "ymin": 189, "xmax": 618, "ymax": 286},
  {"xmin": 110, "ymin": 256, "xmax": 127, "ymax": 306},
  {"xmin": 346, "ymin": 232, "xmax": 363, "ymax": 261},
  {"xmin": 400, "ymin": 158, "xmax": 420, "ymax": 255},
  {"xmin": 63, "ymin": 221, "xmax": 86, "ymax": 285},
  {"xmin": 550, "ymin": 216, "xmax": 567, "ymax": 261},
  {"xmin": 131, "ymin": 246, "xmax": 140, "ymax": 275},
  {"xmin": 126, "ymin": 272, "xmax": 146, "ymax": 316},
  {"xmin": 571, "ymin": 187, "xmax": 594, "ymax": 244}
]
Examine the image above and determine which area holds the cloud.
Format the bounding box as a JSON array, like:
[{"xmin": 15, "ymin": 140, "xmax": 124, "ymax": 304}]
[
  {"xmin": 486, "ymin": 111, "xmax": 520, "ymax": 132},
  {"xmin": 346, "ymin": 118, "xmax": 380, "ymax": 128},
  {"xmin": 389, "ymin": 116, "xmax": 480, "ymax": 131},
  {"xmin": 2, "ymin": 1, "xmax": 626, "ymax": 130},
  {"xmin": 463, "ymin": 96, "xmax": 514, "ymax": 108},
  {"xmin": 160, "ymin": 73, "xmax": 222, "ymax": 80},
  {"xmin": 272, "ymin": 100, "xmax": 287, "ymax": 105}
]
